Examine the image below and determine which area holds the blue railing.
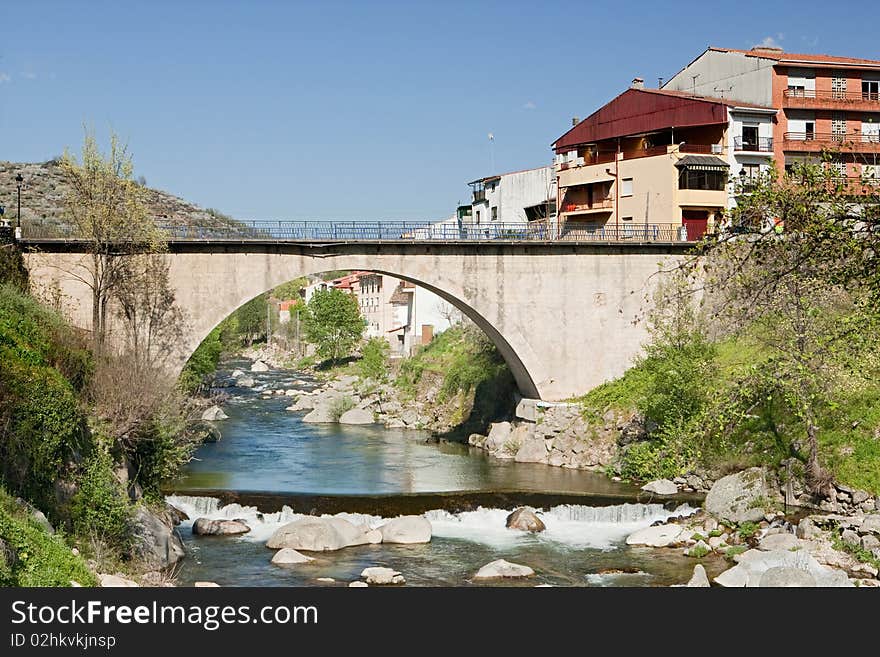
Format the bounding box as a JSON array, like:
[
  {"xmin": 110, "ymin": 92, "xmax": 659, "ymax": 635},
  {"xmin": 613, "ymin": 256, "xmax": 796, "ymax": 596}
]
[{"xmin": 21, "ymin": 220, "xmax": 691, "ymax": 243}]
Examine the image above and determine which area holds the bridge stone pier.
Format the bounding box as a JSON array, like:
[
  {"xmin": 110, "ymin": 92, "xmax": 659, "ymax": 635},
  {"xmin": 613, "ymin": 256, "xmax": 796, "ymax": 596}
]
[{"xmin": 22, "ymin": 240, "xmax": 690, "ymax": 401}]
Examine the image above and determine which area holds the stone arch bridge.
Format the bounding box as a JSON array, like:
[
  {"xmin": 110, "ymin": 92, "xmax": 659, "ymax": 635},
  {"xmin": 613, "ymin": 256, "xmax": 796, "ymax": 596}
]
[{"xmin": 20, "ymin": 229, "xmax": 691, "ymax": 401}]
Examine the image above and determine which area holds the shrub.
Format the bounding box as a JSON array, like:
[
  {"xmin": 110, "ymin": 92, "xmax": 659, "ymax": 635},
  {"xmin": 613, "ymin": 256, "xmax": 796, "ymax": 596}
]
[
  {"xmin": 179, "ymin": 325, "xmax": 224, "ymax": 393},
  {"xmin": 736, "ymin": 521, "xmax": 759, "ymax": 540},
  {"xmin": 329, "ymin": 396, "xmax": 356, "ymax": 421},
  {"xmin": 358, "ymin": 337, "xmax": 390, "ymax": 382},
  {"xmin": 0, "ymin": 487, "xmax": 98, "ymax": 587},
  {"xmin": 69, "ymin": 445, "xmax": 132, "ymax": 552}
]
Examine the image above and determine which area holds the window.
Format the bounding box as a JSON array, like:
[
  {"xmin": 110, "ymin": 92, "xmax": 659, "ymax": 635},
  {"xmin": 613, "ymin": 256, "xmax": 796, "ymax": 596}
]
[
  {"xmin": 830, "ymin": 157, "xmax": 847, "ymax": 178},
  {"xmin": 863, "ymin": 116, "xmax": 879, "ymax": 143},
  {"xmin": 832, "ymin": 73, "xmax": 848, "ymax": 99},
  {"xmin": 787, "ymin": 69, "xmax": 815, "ymax": 97},
  {"xmin": 677, "ymin": 167, "xmax": 727, "ymax": 191},
  {"xmin": 804, "ymin": 121, "xmax": 815, "ymax": 140},
  {"xmin": 832, "ymin": 112, "xmax": 847, "ymax": 141},
  {"xmin": 739, "ymin": 164, "xmax": 761, "ymax": 190},
  {"xmin": 491, "ymin": 206, "xmax": 498, "ymax": 221},
  {"xmin": 864, "ymin": 79, "xmax": 880, "ymax": 101},
  {"xmin": 741, "ymin": 125, "xmax": 759, "ymax": 150},
  {"xmin": 475, "ymin": 210, "xmax": 481, "ymax": 224},
  {"xmin": 621, "ymin": 178, "xmax": 633, "ymax": 197}
]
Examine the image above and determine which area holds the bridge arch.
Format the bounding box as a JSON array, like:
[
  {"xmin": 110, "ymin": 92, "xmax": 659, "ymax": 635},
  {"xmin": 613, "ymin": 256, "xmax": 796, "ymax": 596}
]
[{"xmin": 191, "ymin": 263, "xmax": 540, "ymax": 398}]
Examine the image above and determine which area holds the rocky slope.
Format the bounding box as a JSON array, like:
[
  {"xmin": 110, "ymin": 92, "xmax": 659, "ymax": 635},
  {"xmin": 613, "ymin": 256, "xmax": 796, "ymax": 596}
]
[{"xmin": 0, "ymin": 160, "xmax": 239, "ymax": 232}]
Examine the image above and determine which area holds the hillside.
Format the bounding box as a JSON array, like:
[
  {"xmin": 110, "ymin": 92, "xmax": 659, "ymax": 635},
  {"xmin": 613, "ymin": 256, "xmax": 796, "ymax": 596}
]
[{"xmin": 0, "ymin": 160, "xmax": 239, "ymax": 233}]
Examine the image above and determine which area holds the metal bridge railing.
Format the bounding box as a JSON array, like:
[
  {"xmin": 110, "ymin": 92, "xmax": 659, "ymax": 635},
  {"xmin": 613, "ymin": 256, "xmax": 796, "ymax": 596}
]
[{"xmin": 21, "ymin": 219, "xmax": 693, "ymax": 243}]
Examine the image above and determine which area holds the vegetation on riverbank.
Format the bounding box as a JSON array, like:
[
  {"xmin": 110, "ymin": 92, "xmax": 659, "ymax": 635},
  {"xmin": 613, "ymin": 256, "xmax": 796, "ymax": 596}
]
[{"xmin": 579, "ymin": 160, "xmax": 880, "ymax": 496}]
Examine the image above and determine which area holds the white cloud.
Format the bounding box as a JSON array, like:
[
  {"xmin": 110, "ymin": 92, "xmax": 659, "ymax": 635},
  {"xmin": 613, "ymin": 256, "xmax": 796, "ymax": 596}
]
[
  {"xmin": 752, "ymin": 34, "xmax": 783, "ymax": 49},
  {"xmin": 20, "ymin": 71, "xmax": 36, "ymax": 80},
  {"xmin": 522, "ymin": 100, "xmax": 536, "ymax": 110},
  {"xmin": 0, "ymin": 73, "xmax": 10, "ymax": 84}
]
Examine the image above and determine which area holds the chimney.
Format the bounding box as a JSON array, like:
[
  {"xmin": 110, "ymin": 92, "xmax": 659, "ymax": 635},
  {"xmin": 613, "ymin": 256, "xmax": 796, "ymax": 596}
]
[
  {"xmin": 631, "ymin": 77, "xmax": 644, "ymax": 89},
  {"xmin": 572, "ymin": 117, "xmax": 580, "ymax": 127}
]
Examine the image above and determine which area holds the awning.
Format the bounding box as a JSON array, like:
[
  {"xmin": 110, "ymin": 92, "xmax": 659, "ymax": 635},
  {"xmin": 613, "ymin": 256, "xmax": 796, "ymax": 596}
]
[
  {"xmin": 562, "ymin": 176, "xmax": 615, "ymax": 187},
  {"xmin": 675, "ymin": 155, "xmax": 730, "ymax": 170}
]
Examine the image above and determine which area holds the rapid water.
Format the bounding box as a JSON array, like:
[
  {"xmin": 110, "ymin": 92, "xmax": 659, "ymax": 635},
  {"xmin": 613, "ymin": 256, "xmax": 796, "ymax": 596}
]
[{"xmin": 167, "ymin": 359, "xmax": 719, "ymax": 586}]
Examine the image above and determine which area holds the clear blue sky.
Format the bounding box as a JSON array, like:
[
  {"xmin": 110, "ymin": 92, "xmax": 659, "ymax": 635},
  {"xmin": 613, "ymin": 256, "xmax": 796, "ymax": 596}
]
[{"xmin": 1, "ymin": 1, "xmax": 877, "ymax": 221}]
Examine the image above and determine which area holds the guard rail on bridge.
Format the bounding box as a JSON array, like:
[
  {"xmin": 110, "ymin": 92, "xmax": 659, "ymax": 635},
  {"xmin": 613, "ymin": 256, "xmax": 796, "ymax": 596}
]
[{"xmin": 21, "ymin": 220, "xmax": 694, "ymax": 243}]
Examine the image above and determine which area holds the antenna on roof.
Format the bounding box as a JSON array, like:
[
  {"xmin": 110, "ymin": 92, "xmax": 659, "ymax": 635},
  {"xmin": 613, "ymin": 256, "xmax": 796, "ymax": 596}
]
[{"xmin": 714, "ymin": 85, "xmax": 734, "ymax": 99}]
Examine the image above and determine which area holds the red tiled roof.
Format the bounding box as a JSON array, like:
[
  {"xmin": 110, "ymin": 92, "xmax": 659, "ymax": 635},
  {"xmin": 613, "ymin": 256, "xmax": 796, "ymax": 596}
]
[{"xmin": 710, "ymin": 46, "xmax": 880, "ymax": 67}]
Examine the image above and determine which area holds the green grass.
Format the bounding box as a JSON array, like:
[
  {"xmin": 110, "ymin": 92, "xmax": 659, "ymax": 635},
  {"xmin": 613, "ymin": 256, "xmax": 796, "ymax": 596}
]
[{"xmin": 0, "ymin": 486, "xmax": 97, "ymax": 587}]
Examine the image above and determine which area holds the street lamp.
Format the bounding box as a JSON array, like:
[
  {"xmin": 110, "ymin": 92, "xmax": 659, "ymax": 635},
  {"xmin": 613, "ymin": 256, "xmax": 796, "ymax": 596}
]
[{"xmin": 15, "ymin": 173, "xmax": 23, "ymax": 239}]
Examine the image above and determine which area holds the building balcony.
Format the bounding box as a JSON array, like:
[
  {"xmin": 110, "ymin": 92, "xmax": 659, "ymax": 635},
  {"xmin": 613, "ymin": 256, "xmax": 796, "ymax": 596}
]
[
  {"xmin": 472, "ymin": 189, "xmax": 486, "ymax": 203},
  {"xmin": 783, "ymin": 132, "xmax": 880, "ymax": 153},
  {"xmin": 828, "ymin": 175, "xmax": 880, "ymax": 194},
  {"xmin": 734, "ymin": 136, "xmax": 773, "ymax": 152},
  {"xmin": 783, "ymin": 88, "xmax": 880, "ymax": 112},
  {"xmin": 559, "ymin": 199, "xmax": 614, "ymax": 216}
]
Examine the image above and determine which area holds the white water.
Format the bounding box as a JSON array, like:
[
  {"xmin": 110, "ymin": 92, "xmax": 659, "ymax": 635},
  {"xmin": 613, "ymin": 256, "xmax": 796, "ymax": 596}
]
[{"xmin": 167, "ymin": 495, "xmax": 696, "ymax": 549}]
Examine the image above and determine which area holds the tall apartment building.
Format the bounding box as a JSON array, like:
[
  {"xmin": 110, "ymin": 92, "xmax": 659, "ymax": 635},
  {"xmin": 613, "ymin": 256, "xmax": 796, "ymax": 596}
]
[{"xmin": 663, "ymin": 46, "xmax": 880, "ymax": 185}]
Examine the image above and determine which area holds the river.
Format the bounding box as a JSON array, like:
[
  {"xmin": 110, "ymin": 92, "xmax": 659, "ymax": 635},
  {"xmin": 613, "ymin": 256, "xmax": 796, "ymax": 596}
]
[{"xmin": 166, "ymin": 359, "xmax": 724, "ymax": 586}]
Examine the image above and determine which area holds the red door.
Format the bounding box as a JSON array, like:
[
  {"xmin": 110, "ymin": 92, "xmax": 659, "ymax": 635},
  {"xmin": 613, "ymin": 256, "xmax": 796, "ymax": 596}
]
[{"xmin": 682, "ymin": 210, "xmax": 708, "ymax": 241}]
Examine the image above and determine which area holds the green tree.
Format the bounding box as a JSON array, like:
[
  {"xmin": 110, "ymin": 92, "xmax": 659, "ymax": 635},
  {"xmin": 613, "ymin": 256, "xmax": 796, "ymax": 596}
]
[
  {"xmin": 59, "ymin": 129, "xmax": 166, "ymax": 351},
  {"xmin": 302, "ymin": 288, "xmax": 365, "ymax": 364},
  {"xmin": 235, "ymin": 293, "xmax": 268, "ymax": 346},
  {"xmin": 358, "ymin": 336, "xmax": 390, "ymax": 381}
]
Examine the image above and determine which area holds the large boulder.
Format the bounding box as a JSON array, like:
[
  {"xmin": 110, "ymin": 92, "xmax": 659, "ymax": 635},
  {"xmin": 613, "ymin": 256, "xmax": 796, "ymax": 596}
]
[
  {"xmin": 514, "ymin": 436, "xmax": 549, "ymax": 464},
  {"xmin": 236, "ymin": 376, "xmax": 256, "ymax": 388},
  {"xmin": 266, "ymin": 517, "xmax": 367, "ymax": 551},
  {"xmin": 250, "ymin": 360, "xmax": 270, "ymax": 372},
  {"xmin": 99, "ymin": 573, "xmax": 139, "ymax": 587},
  {"xmin": 192, "ymin": 518, "xmax": 251, "ymax": 536},
  {"xmin": 361, "ymin": 567, "xmax": 405, "ymax": 585},
  {"xmin": 287, "ymin": 396, "xmax": 316, "ymax": 412},
  {"xmin": 378, "ymin": 516, "xmax": 432, "ymax": 544},
  {"xmin": 686, "ymin": 564, "xmax": 711, "ymax": 587},
  {"xmin": 201, "ymin": 406, "xmax": 229, "ymax": 421},
  {"xmin": 625, "ymin": 524, "xmax": 688, "ymax": 548},
  {"xmin": 483, "ymin": 422, "xmax": 512, "ymax": 453},
  {"xmin": 758, "ymin": 566, "xmax": 817, "ymax": 587},
  {"xmin": 271, "ymin": 548, "xmax": 315, "ymax": 565},
  {"xmin": 130, "ymin": 506, "xmax": 185, "ymax": 571},
  {"xmin": 339, "ymin": 408, "xmax": 373, "ymax": 425},
  {"xmin": 714, "ymin": 549, "xmax": 852, "ymax": 587},
  {"xmin": 302, "ymin": 405, "xmax": 336, "ymax": 424},
  {"xmin": 641, "ymin": 479, "xmax": 678, "ymax": 495},
  {"xmin": 474, "ymin": 559, "xmax": 535, "ymax": 580},
  {"xmin": 704, "ymin": 467, "xmax": 770, "ymax": 524},
  {"xmin": 506, "ymin": 507, "xmax": 546, "ymax": 533}
]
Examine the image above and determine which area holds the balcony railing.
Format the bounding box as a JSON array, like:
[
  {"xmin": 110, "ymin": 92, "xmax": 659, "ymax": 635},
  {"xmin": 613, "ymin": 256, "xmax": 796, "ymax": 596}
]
[
  {"xmin": 560, "ymin": 199, "xmax": 614, "ymax": 213},
  {"xmin": 784, "ymin": 132, "xmax": 880, "ymax": 146},
  {"xmin": 734, "ymin": 136, "xmax": 773, "ymax": 152},
  {"xmin": 784, "ymin": 88, "xmax": 880, "ymax": 102}
]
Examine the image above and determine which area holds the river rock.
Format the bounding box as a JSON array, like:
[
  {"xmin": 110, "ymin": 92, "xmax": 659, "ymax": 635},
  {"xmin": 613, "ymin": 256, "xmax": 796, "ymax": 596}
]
[
  {"xmin": 201, "ymin": 405, "xmax": 229, "ymax": 421},
  {"xmin": 361, "ymin": 567, "xmax": 405, "ymax": 585},
  {"xmin": 287, "ymin": 396, "xmax": 316, "ymax": 412},
  {"xmin": 251, "ymin": 360, "xmax": 269, "ymax": 372},
  {"xmin": 302, "ymin": 405, "xmax": 336, "ymax": 423},
  {"xmin": 271, "ymin": 548, "xmax": 315, "ymax": 565},
  {"xmin": 231, "ymin": 369, "xmax": 244, "ymax": 378},
  {"xmin": 714, "ymin": 548, "xmax": 852, "ymax": 587},
  {"xmin": 237, "ymin": 376, "xmax": 256, "ymax": 388},
  {"xmin": 514, "ymin": 435, "xmax": 549, "ymax": 464},
  {"xmin": 506, "ymin": 507, "xmax": 546, "ymax": 532},
  {"xmin": 758, "ymin": 566, "xmax": 817, "ymax": 587},
  {"xmin": 483, "ymin": 422, "xmax": 512, "ymax": 453},
  {"xmin": 468, "ymin": 433, "xmax": 487, "ymax": 448},
  {"xmin": 194, "ymin": 582, "xmax": 220, "ymax": 587},
  {"xmin": 192, "ymin": 518, "xmax": 251, "ymax": 536},
  {"xmin": 349, "ymin": 581, "xmax": 368, "ymax": 587},
  {"xmin": 641, "ymin": 479, "xmax": 678, "ymax": 495},
  {"xmin": 861, "ymin": 514, "xmax": 880, "ymax": 535},
  {"xmin": 168, "ymin": 504, "xmax": 189, "ymax": 526},
  {"xmin": 266, "ymin": 517, "xmax": 367, "ymax": 551},
  {"xmin": 339, "ymin": 408, "xmax": 373, "ymax": 425},
  {"xmin": 378, "ymin": 515, "xmax": 432, "ymax": 544},
  {"xmin": 99, "ymin": 573, "xmax": 139, "ymax": 587},
  {"xmin": 686, "ymin": 564, "xmax": 711, "ymax": 587},
  {"xmin": 474, "ymin": 559, "xmax": 535, "ymax": 580},
  {"xmin": 757, "ymin": 533, "xmax": 803, "ymax": 552},
  {"xmin": 365, "ymin": 529, "xmax": 383, "ymax": 544},
  {"xmin": 704, "ymin": 467, "xmax": 770, "ymax": 524},
  {"xmin": 130, "ymin": 506, "xmax": 185, "ymax": 570},
  {"xmin": 625, "ymin": 523, "xmax": 687, "ymax": 547}
]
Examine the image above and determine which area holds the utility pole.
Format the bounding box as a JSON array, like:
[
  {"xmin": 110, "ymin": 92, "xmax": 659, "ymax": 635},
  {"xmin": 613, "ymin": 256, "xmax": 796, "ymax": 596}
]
[{"xmin": 266, "ymin": 297, "xmax": 272, "ymax": 348}]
